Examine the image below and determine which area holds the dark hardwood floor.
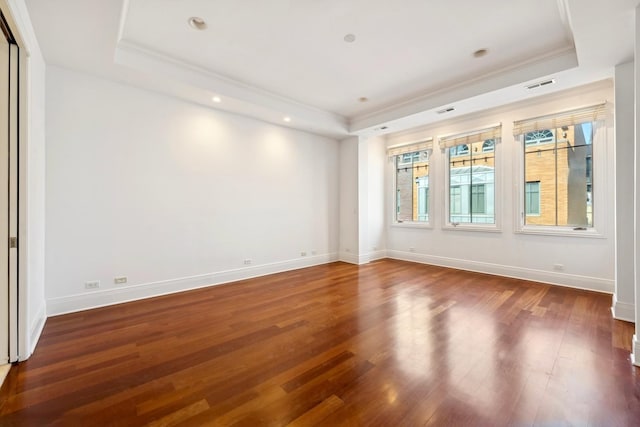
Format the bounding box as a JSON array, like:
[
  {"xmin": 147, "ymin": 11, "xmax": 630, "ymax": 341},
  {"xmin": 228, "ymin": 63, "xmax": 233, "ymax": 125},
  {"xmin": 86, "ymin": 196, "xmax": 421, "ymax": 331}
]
[{"xmin": 0, "ymin": 259, "xmax": 638, "ymax": 426}]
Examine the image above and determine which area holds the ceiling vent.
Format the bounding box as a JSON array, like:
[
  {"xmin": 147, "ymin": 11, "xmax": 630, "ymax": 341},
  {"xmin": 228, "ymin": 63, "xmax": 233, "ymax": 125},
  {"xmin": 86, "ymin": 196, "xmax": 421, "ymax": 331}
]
[
  {"xmin": 437, "ymin": 107, "xmax": 455, "ymax": 114},
  {"xmin": 526, "ymin": 79, "xmax": 556, "ymax": 90}
]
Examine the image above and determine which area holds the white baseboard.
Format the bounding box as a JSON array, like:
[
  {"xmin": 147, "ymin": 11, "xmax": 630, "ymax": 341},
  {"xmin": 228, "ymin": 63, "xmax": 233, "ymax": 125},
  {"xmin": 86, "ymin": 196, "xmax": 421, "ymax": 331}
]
[
  {"xmin": 386, "ymin": 250, "xmax": 614, "ymax": 294},
  {"xmin": 46, "ymin": 249, "xmax": 614, "ymax": 317},
  {"xmin": 47, "ymin": 253, "xmax": 339, "ymax": 316},
  {"xmin": 611, "ymin": 295, "xmax": 635, "ymax": 322},
  {"xmin": 339, "ymin": 252, "xmax": 361, "ymax": 265},
  {"xmin": 368, "ymin": 250, "xmax": 387, "ymax": 262},
  {"xmin": 25, "ymin": 303, "xmax": 47, "ymax": 360},
  {"xmin": 339, "ymin": 250, "xmax": 387, "ymax": 265}
]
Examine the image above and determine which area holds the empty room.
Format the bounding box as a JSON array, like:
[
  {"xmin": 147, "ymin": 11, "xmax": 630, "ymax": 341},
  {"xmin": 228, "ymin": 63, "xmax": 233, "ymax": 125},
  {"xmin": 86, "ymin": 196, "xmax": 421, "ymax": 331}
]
[{"xmin": 0, "ymin": 0, "xmax": 639, "ymax": 425}]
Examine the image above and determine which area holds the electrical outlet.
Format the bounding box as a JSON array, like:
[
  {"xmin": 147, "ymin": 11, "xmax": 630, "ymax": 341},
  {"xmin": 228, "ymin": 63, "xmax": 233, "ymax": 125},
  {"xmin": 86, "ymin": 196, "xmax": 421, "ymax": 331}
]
[
  {"xmin": 553, "ymin": 264, "xmax": 564, "ymax": 271},
  {"xmin": 409, "ymin": 247, "xmax": 415, "ymax": 252},
  {"xmin": 85, "ymin": 280, "xmax": 100, "ymax": 290},
  {"xmin": 300, "ymin": 251, "xmax": 307, "ymax": 257},
  {"xmin": 114, "ymin": 276, "xmax": 127, "ymax": 284},
  {"xmin": 311, "ymin": 250, "xmax": 317, "ymax": 255},
  {"xmin": 243, "ymin": 259, "xmax": 252, "ymax": 265}
]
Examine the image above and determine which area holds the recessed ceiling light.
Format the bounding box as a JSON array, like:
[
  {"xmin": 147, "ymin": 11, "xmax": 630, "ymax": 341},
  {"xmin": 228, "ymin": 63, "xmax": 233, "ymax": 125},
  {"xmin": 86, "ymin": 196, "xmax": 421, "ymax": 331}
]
[
  {"xmin": 188, "ymin": 17, "xmax": 207, "ymax": 30},
  {"xmin": 473, "ymin": 48, "xmax": 488, "ymax": 58},
  {"xmin": 359, "ymin": 97, "xmax": 368, "ymax": 103},
  {"xmin": 212, "ymin": 96, "xmax": 221, "ymax": 103},
  {"xmin": 344, "ymin": 34, "xmax": 356, "ymax": 43},
  {"xmin": 283, "ymin": 116, "xmax": 291, "ymax": 122}
]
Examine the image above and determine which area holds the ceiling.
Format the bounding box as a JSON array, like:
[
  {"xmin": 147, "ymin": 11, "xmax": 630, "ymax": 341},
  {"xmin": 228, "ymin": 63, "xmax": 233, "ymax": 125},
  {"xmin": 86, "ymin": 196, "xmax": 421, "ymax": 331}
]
[{"xmin": 24, "ymin": 0, "xmax": 639, "ymax": 138}]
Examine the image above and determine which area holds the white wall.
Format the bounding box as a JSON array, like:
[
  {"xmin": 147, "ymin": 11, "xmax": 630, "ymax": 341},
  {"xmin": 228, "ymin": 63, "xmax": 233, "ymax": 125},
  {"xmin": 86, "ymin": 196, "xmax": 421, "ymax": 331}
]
[
  {"xmin": 338, "ymin": 137, "xmax": 358, "ymax": 263},
  {"xmin": 338, "ymin": 135, "xmax": 386, "ymax": 265},
  {"xmin": 614, "ymin": 61, "xmax": 635, "ymax": 321},
  {"xmin": 384, "ymin": 81, "xmax": 615, "ymax": 293},
  {"xmin": 45, "ymin": 66, "xmax": 339, "ymax": 315},
  {"xmin": 365, "ymin": 136, "xmax": 386, "ymax": 260}
]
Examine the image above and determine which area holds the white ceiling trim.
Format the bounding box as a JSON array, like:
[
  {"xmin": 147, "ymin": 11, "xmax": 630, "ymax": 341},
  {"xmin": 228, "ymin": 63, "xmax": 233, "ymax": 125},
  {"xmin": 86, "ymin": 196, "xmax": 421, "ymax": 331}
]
[
  {"xmin": 349, "ymin": 47, "xmax": 579, "ymax": 135},
  {"xmin": 40, "ymin": 0, "xmax": 622, "ymax": 138},
  {"xmin": 115, "ymin": 39, "xmax": 349, "ymax": 138}
]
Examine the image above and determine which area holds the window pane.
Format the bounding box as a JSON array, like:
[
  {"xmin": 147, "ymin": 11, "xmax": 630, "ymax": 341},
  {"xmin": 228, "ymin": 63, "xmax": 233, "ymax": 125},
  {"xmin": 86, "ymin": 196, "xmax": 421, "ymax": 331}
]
[
  {"xmin": 523, "ymin": 123, "xmax": 593, "ymax": 227},
  {"xmin": 525, "ymin": 181, "xmax": 540, "ymax": 215},
  {"xmin": 450, "ymin": 186, "xmax": 461, "ymax": 214},
  {"xmin": 396, "ymin": 150, "xmax": 429, "ymax": 222},
  {"xmin": 471, "ymin": 184, "xmax": 485, "ymax": 213},
  {"xmin": 449, "ymin": 139, "xmax": 495, "ymax": 224}
]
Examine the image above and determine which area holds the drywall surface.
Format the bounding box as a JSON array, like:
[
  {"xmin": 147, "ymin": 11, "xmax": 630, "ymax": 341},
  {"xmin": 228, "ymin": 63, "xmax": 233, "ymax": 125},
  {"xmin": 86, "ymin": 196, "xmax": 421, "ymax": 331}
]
[{"xmin": 45, "ymin": 66, "xmax": 339, "ymax": 314}]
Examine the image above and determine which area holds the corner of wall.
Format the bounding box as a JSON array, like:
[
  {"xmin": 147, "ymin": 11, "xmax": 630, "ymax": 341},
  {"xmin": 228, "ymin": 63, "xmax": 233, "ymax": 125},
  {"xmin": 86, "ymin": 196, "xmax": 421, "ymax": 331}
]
[
  {"xmin": 25, "ymin": 302, "xmax": 47, "ymax": 360},
  {"xmin": 612, "ymin": 294, "xmax": 635, "ymax": 323}
]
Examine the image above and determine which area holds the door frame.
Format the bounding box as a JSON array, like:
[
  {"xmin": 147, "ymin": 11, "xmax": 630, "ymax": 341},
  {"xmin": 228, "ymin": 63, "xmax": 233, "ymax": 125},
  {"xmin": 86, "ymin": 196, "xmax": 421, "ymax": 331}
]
[{"xmin": 0, "ymin": 0, "xmax": 39, "ymax": 362}]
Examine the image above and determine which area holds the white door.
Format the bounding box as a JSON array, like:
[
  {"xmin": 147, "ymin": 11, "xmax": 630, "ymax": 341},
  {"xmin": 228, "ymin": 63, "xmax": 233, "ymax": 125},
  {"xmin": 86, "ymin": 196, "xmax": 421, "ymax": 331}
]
[{"xmin": 0, "ymin": 10, "xmax": 19, "ymax": 363}]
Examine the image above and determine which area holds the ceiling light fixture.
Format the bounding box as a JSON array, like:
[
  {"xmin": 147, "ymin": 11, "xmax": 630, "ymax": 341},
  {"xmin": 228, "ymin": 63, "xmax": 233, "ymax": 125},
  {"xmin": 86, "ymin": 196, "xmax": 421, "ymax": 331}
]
[
  {"xmin": 359, "ymin": 97, "xmax": 368, "ymax": 103},
  {"xmin": 344, "ymin": 34, "xmax": 356, "ymax": 43},
  {"xmin": 212, "ymin": 96, "xmax": 221, "ymax": 103},
  {"xmin": 437, "ymin": 107, "xmax": 455, "ymax": 114},
  {"xmin": 283, "ymin": 116, "xmax": 291, "ymax": 122},
  {"xmin": 473, "ymin": 48, "xmax": 488, "ymax": 58},
  {"xmin": 188, "ymin": 17, "xmax": 207, "ymax": 30},
  {"xmin": 526, "ymin": 78, "xmax": 556, "ymax": 90}
]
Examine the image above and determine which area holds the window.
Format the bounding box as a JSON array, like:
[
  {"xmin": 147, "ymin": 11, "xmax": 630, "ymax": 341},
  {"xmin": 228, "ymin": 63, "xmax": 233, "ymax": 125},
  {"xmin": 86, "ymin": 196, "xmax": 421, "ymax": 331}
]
[
  {"xmin": 450, "ymin": 186, "xmax": 461, "ymax": 214},
  {"xmin": 471, "ymin": 184, "xmax": 485, "ymax": 214},
  {"xmin": 524, "ymin": 129, "xmax": 554, "ymax": 145},
  {"xmin": 525, "ymin": 181, "xmax": 540, "ymax": 215},
  {"xmin": 440, "ymin": 126, "xmax": 500, "ymax": 227},
  {"xmin": 401, "ymin": 152, "xmax": 420, "ymax": 164},
  {"xmin": 417, "ymin": 183, "xmax": 428, "ymax": 221},
  {"xmin": 514, "ymin": 104, "xmax": 605, "ymax": 231},
  {"xmin": 482, "ymin": 140, "xmax": 495, "ymax": 152},
  {"xmin": 452, "ymin": 144, "xmax": 469, "ymax": 156},
  {"xmin": 388, "ymin": 140, "xmax": 433, "ymax": 224}
]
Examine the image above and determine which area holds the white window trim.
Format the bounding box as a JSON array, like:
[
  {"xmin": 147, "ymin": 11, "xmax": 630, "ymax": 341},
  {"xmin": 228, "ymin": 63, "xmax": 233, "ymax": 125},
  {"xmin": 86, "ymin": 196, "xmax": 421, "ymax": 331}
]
[
  {"xmin": 442, "ymin": 135, "xmax": 502, "ymax": 233},
  {"xmin": 390, "ymin": 144, "xmax": 433, "ymax": 228},
  {"xmin": 513, "ymin": 120, "xmax": 608, "ymax": 238}
]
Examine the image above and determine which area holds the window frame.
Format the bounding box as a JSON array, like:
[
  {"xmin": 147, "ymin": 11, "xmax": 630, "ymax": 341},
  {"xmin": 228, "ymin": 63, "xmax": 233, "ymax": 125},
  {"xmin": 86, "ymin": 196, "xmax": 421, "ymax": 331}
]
[
  {"xmin": 389, "ymin": 140, "xmax": 434, "ymax": 229},
  {"xmin": 514, "ymin": 116, "xmax": 608, "ymax": 238},
  {"xmin": 441, "ymin": 126, "xmax": 502, "ymax": 233}
]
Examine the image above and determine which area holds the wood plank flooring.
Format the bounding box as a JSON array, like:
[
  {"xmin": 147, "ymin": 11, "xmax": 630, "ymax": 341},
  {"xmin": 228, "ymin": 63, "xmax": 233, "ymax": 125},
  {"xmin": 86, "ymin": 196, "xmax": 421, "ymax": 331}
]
[{"xmin": 0, "ymin": 259, "xmax": 638, "ymax": 426}]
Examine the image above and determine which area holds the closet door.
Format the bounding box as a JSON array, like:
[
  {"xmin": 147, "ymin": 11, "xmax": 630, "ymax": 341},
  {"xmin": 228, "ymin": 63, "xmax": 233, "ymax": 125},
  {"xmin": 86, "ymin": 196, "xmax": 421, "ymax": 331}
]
[{"xmin": 0, "ymin": 9, "xmax": 19, "ymax": 363}]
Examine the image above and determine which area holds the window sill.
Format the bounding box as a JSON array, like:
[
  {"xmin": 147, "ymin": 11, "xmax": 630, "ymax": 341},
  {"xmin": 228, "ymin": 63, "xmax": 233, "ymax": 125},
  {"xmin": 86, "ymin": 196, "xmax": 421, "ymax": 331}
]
[
  {"xmin": 391, "ymin": 221, "xmax": 432, "ymax": 229},
  {"xmin": 515, "ymin": 226, "xmax": 605, "ymax": 239},
  {"xmin": 442, "ymin": 223, "xmax": 501, "ymax": 233}
]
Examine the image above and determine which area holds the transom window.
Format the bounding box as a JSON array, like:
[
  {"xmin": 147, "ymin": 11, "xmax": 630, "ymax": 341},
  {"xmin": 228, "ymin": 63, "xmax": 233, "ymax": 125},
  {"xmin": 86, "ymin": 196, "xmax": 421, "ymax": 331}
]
[
  {"xmin": 524, "ymin": 129, "xmax": 554, "ymax": 145},
  {"xmin": 482, "ymin": 140, "xmax": 495, "ymax": 152}
]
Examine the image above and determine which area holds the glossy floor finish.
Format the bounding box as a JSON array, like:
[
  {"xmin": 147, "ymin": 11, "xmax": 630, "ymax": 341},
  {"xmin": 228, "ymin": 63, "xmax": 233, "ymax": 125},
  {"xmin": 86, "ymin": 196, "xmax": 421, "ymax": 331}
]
[{"xmin": 0, "ymin": 260, "xmax": 638, "ymax": 426}]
